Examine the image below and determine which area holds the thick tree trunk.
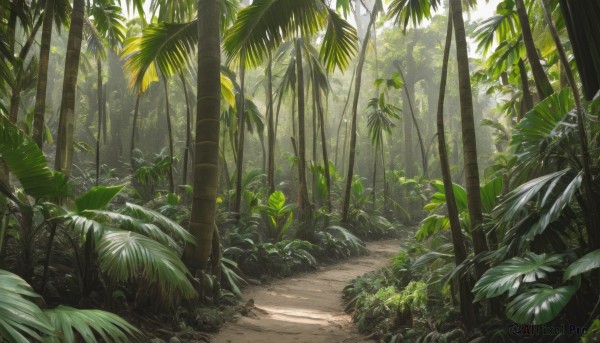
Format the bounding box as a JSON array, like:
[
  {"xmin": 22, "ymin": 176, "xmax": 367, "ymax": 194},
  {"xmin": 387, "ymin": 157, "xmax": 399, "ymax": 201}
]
[
  {"xmin": 515, "ymin": 0, "xmax": 553, "ymax": 100},
  {"xmin": 32, "ymin": 0, "xmax": 54, "ymax": 148},
  {"xmin": 183, "ymin": 0, "xmax": 220, "ymax": 274},
  {"xmin": 436, "ymin": 13, "xmax": 477, "ymax": 331},
  {"xmin": 450, "ymin": 0, "xmax": 489, "ymax": 272},
  {"xmin": 55, "ymin": 0, "xmax": 85, "ymax": 177}
]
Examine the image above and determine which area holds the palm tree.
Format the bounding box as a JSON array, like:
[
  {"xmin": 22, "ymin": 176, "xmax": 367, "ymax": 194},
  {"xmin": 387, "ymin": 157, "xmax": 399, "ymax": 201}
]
[
  {"xmin": 341, "ymin": 2, "xmax": 378, "ymax": 223},
  {"xmin": 182, "ymin": 0, "xmax": 221, "ymax": 273},
  {"xmin": 32, "ymin": 0, "xmax": 55, "ymax": 147},
  {"xmin": 55, "ymin": 0, "xmax": 86, "ymax": 177},
  {"xmin": 435, "ymin": 12, "xmax": 477, "ymax": 330},
  {"xmin": 449, "ymin": 0, "xmax": 489, "ymax": 271}
]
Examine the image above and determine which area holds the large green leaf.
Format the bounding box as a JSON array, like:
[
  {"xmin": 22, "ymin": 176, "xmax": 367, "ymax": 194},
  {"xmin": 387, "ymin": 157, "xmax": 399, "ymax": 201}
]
[
  {"xmin": 473, "ymin": 253, "xmax": 563, "ymax": 301},
  {"xmin": 0, "ymin": 116, "xmax": 65, "ymax": 199},
  {"xmin": 506, "ymin": 284, "xmax": 577, "ymax": 324},
  {"xmin": 268, "ymin": 191, "xmax": 286, "ymax": 211},
  {"xmin": 97, "ymin": 231, "xmax": 197, "ymax": 301},
  {"xmin": 480, "ymin": 177, "xmax": 503, "ymax": 213},
  {"xmin": 123, "ymin": 202, "xmax": 194, "ymax": 244},
  {"xmin": 388, "ymin": 0, "xmax": 440, "ymax": 31},
  {"xmin": 44, "ymin": 306, "xmax": 139, "ymax": 343},
  {"xmin": 564, "ymin": 249, "xmax": 600, "ymax": 281},
  {"xmin": 431, "ymin": 181, "xmax": 468, "ymax": 213},
  {"xmin": 0, "ymin": 270, "xmax": 55, "ymax": 342},
  {"xmin": 75, "ymin": 186, "xmax": 123, "ymax": 213}
]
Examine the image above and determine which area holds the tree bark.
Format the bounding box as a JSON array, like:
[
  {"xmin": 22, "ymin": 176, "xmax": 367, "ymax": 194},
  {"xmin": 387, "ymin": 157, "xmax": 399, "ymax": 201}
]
[
  {"xmin": 163, "ymin": 74, "xmax": 175, "ymax": 194},
  {"xmin": 183, "ymin": 0, "xmax": 220, "ymax": 274},
  {"xmin": 96, "ymin": 59, "xmax": 103, "ymax": 186},
  {"xmin": 266, "ymin": 52, "xmax": 275, "ymax": 193},
  {"xmin": 234, "ymin": 63, "xmax": 246, "ymax": 221},
  {"xmin": 515, "ymin": 0, "xmax": 553, "ymax": 100},
  {"xmin": 436, "ymin": 13, "xmax": 477, "ymax": 331},
  {"xmin": 295, "ymin": 38, "xmax": 311, "ymax": 216},
  {"xmin": 180, "ymin": 73, "xmax": 192, "ymax": 186},
  {"xmin": 450, "ymin": 0, "xmax": 489, "ymax": 272},
  {"xmin": 518, "ymin": 58, "xmax": 534, "ymax": 120},
  {"xmin": 55, "ymin": 0, "xmax": 85, "ymax": 177},
  {"xmin": 32, "ymin": 0, "xmax": 54, "ymax": 148}
]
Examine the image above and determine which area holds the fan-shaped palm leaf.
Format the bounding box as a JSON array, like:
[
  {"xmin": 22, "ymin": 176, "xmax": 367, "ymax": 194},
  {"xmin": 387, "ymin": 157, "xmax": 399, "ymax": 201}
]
[
  {"xmin": 74, "ymin": 185, "xmax": 123, "ymax": 212},
  {"xmin": 223, "ymin": 0, "xmax": 357, "ymax": 73},
  {"xmin": 0, "ymin": 270, "xmax": 55, "ymax": 342},
  {"xmin": 97, "ymin": 231, "xmax": 197, "ymax": 301},
  {"xmin": 123, "ymin": 202, "xmax": 195, "ymax": 244},
  {"xmin": 473, "ymin": 252, "xmax": 563, "ymax": 301},
  {"xmin": 388, "ymin": 0, "xmax": 441, "ymax": 31},
  {"xmin": 44, "ymin": 306, "xmax": 139, "ymax": 343},
  {"xmin": 473, "ymin": 0, "xmax": 519, "ymax": 56}
]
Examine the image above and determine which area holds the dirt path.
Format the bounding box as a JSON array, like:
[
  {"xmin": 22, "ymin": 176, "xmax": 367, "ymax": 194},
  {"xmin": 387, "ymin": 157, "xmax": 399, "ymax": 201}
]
[{"xmin": 209, "ymin": 239, "xmax": 401, "ymax": 343}]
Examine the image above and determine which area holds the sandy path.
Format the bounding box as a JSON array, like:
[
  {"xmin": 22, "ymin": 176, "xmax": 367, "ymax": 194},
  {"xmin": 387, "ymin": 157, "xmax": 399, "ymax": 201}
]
[{"xmin": 209, "ymin": 239, "xmax": 401, "ymax": 343}]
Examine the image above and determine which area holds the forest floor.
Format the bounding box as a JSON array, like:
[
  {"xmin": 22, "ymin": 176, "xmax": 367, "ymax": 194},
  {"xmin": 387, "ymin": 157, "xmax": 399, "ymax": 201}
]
[{"xmin": 209, "ymin": 238, "xmax": 401, "ymax": 343}]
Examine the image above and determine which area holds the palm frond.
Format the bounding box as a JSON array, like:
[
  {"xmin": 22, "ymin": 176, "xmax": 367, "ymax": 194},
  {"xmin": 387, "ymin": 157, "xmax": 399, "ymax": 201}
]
[
  {"xmin": 388, "ymin": 0, "xmax": 440, "ymax": 31},
  {"xmin": 320, "ymin": 7, "xmax": 358, "ymax": 73},
  {"xmin": 75, "ymin": 185, "xmax": 123, "ymax": 212},
  {"xmin": 0, "ymin": 116, "xmax": 66, "ymax": 199},
  {"xmin": 123, "ymin": 202, "xmax": 195, "ymax": 244},
  {"xmin": 97, "ymin": 231, "xmax": 197, "ymax": 301},
  {"xmin": 44, "ymin": 306, "xmax": 140, "ymax": 343},
  {"xmin": 90, "ymin": 2, "xmax": 126, "ymax": 48},
  {"xmin": 0, "ymin": 270, "xmax": 55, "ymax": 342},
  {"xmin": 472, "ymin": 252, "xmax": 563, "ymax": 301},
  {"xmin": 121, "ymin": 20, "xmax": 197, "ymax": 92}
]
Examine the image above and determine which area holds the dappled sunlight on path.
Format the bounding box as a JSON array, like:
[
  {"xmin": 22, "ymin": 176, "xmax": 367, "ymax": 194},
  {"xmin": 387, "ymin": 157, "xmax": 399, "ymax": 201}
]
[{"xmin": 210, "ymin": 239, "xmax": 401, "ymax": 343}]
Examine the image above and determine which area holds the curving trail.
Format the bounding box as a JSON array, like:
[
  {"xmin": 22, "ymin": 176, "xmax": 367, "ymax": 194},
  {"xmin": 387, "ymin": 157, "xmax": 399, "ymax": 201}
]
[{"xmin": 209, "ymin": 239, "xmax": 401, "ymax": 343}]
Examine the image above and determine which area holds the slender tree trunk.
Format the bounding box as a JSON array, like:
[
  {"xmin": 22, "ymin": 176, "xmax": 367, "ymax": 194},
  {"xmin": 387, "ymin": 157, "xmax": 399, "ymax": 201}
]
[
  {"xmin": 436, "ymin": 13, "xmax": 477, "ymax": 330},
  {"xmin": 395, "ymin": 64, "xmax": 429, "ymax": 179},
  {"xmin": 295, "ymin": 39, "xmax": 310, "ymax": 215},
  {"xmin": 95, "ymin": 59, "xmax": 103, "ymax": 186},
  {"xmin": 450, "ymin": 0, "xmax": 489, "ymax": 272},
  {"xmin": 311, "ymin": 82, "xmax": 318, "ymax": 205},
  {"xmin": 234, "ymin": 63, "xmax": 246, "ymax": 221},
  {"xmin": 518, "ymin": 58, "xmax": 534, "ymax": 120},
  {"xmin": 342, "ymin": 18, "xmax": 374, "ymax": 223},
  {"xmin": 266, "ymin": 53, "xmax": 275, "ymax": 193},
  {"xmin": 55, "ymin": 0, "xmax": 85, "ymax": 177},
  {"xmin": 515, "ymin": 0, "xmax": 553, "ymax": 100},
  {"xmin": 32, "ymin": 0, "xmax": 54, "ymax": 148},
  {"xmin": 180, "ymin": 73, "xmax": 192, "ymax": 185},
  {"xmin": 183, "ymin": 0, "xmax": 220, "ymax": 274},
  {"xmin": 315, "ymin": 77, "xmax": 332, "ymax": 213},
  {"xmin": 334, "ymin": 67, "xmax": 356, "ymax": 170},
  {"xmin": 539, "ymin": 0, "xmax": 600, "ymax": 249},
  {"xmin": 372, "ymin": 147, "xmax": 378, "ymax": 209},
  {"xmin": 130, "ymin": 94, "xmax": 141, "ymax": 170},
  {"xmin": 162, "ymin": 75, "xmax": 175, "ymax": 194}
]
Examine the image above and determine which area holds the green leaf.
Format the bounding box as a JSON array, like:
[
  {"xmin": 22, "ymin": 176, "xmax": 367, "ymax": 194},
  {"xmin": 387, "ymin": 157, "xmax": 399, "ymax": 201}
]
[
  {"xmin": 75, "ymin": 186, "xmax": 123, "ymax": 213},
  {"xmin": 431, "ymin": 180, "xmax": 468, "ymax": 212},
  {"xmin": 0, "ymin": 270, "xmax": 55, "ymax": 342},
  {"xmin": 564, "ymin": 249, "xmax": 600, "ymax": 281},
  {"xmin": 268, "ymin": 191, "xmax": 286, "ymax": 211},
  {"xmin": 480, "ymin": 177, "xmax": 503, "ymax": 213},
  {"xmin": 473, "ymin": 253, "xmax": 563, "ymax": 301},
  {"xmin": 123, "ymin": 202, "xmax": 195, "ymax": 244},
  {"xmin": 506, "ymin": 284, "xmax": 577, "ymax": 324},
  {"xmin": 44, "ymin": 306, "xmax": 139, "ymax": 343},
  {"xmin": 97, "ymin": 231, "xmax": 197, "ymax": 302},
  {"xmin": 0, "ymin": 116, "xmax": 65, "ymax": 199}
]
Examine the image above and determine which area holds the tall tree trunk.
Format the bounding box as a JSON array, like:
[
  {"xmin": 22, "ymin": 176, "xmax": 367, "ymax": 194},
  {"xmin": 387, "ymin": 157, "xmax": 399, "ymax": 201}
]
[
  {"xmin": 450, "ymin": 0, "xmax": 489, "ymax": 272},
  {"xmin": 55, "ymin": 0, "xmax": 85, "ymax": 177},
  {"xmin": 342, "ymin": 18, "xmax": 374, "ymax": 223},
  {"xmin": 266, "ymin": 53, "xmax": 275, "ymax": 193},
  {"xmin": 334, "ymin": 67, "xmax": 356, "ymax": 170},
  {"xmin": 32, "ymin": 0, "xmax": 54, "ymax": 148},
  {"xmin": 518, "ymin": 58, "xmax": 534, "ymax": 120},
  {"xmin": 183, "ymin": 0, "xmax": 220, "ymax": 274},
  {"xmin": 436, "ymin": 13, "xmax": 477, "ymax": 330},
  {"xmin": 400, "ymin": 43, "xmax": 415, "ymax": 177},
  {"xmin": 295, "ymin": 39, "xmax": 310, "ymax": 216},
  {"xmin": 180, "ymin": 73, "xmax": 192, "ymax": 186},
  {"xmin": 162, "ymin": 74, "xmax": 175, "ymax": 194},
  {"xmin": 130, "ymin": 94, "xmax": 141, "ymax": 170},
  {"xmin": 95, "ymin": 59, "xmax": 103, "ymax": 186},
  {"xmin": 515, "ymin": 0, "xmax": 553, "ymax": 100},
  {"xmin": 539, "ymin": 0, "xmax": 600, "ymax": 249},
  {"xmin": 395, "ymin": 63, "xmax": 429, "ymax": 179},
  {"xmin": 315, "ymin": 76, "xmax": 332, "ymax": 213},
  {"xmin": 234, "ymin": 63, "xmax": 246, "ymax": 221}
]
